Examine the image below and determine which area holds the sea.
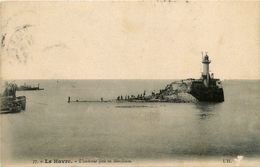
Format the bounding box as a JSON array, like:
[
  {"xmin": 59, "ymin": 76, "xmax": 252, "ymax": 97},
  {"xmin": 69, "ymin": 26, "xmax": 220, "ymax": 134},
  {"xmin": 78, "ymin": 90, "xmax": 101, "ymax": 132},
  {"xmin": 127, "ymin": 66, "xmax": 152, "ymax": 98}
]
[{"xmin": 1, "ymin": 80, "xmax": 260, "ymax": 162}]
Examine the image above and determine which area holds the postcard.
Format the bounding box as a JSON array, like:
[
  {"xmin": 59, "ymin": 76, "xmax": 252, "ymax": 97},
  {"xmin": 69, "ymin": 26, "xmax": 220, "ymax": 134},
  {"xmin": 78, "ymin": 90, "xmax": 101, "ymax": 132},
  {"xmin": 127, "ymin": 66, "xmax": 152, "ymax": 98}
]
[{"xmin": 1, "ymin": 1, "xmax": 260, "ymax": 167}]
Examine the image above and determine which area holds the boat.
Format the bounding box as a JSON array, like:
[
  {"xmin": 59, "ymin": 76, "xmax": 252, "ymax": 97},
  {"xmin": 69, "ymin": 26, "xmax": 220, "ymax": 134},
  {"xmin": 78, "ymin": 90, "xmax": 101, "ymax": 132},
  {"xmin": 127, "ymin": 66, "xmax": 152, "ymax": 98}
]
[
  {"xmin": 1, "ymin": 83, "xmax": 26, "ymax": 113},
  {"xmin": 17, "ymin": 83, "xmax": 44, "ymax": 91}
]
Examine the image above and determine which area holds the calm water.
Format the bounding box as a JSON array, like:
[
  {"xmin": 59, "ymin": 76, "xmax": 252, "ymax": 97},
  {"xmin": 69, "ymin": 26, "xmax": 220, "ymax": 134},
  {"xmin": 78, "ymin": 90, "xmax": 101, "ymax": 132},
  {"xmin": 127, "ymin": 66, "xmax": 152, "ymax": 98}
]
[{"xmin": 2, "ymin": 80, "xmax": 260, "ymax": 161}]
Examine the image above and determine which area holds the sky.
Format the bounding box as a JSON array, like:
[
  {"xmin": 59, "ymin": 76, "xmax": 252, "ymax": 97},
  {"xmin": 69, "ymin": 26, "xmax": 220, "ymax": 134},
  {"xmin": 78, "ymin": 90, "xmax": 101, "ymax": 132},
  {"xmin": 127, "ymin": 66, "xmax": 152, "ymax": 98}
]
[{"xmin": 1, "ymin": 1, "xmax": 259, "ymax": 80}]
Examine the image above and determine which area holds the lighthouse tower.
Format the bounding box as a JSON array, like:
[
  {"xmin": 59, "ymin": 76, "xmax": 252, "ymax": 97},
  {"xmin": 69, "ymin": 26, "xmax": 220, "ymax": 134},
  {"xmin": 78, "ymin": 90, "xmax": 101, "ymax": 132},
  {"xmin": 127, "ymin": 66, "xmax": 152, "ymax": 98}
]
[{"xmin": 202, "ymin": 53, "xmax": 211, "ymax": 87}]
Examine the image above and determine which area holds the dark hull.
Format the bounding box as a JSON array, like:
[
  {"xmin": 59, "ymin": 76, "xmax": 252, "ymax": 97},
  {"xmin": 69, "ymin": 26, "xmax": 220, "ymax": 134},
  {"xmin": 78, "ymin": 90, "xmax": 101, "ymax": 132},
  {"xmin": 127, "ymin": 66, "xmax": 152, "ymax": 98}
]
[
  {"xmin": 189, "ymin": 83, "xmax": 224, "ymax": 102},
  {"xmin": 1, "ymin": 96, "xmax": 26, "ymax": 113},
  {"xmin": 17, "ymin": 87, "xmax": 44, "ymax": 91}
]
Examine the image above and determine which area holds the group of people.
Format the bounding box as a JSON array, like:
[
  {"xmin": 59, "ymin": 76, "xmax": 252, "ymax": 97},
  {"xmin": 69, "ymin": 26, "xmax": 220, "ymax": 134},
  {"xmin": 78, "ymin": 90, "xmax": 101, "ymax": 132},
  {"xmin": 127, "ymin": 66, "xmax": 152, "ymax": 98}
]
[{"xmin": 116, "ymin": 91, "xmax": 147, "ymax": 101}]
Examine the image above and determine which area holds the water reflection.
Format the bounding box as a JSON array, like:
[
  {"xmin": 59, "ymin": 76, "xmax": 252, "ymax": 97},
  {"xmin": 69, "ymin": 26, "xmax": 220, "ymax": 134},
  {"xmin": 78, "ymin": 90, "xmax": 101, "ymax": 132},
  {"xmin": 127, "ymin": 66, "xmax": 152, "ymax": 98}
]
[{"xmin": 195, "ymin": 102, "xmax": 223, "ymax": 120}]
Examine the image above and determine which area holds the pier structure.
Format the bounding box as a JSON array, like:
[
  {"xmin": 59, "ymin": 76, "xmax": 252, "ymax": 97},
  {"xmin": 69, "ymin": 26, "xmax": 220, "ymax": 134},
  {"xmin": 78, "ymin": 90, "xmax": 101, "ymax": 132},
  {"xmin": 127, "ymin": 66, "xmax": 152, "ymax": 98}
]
[{"xmin": 67, "ymin": 53, "xmax": 224, "ymax": 103}]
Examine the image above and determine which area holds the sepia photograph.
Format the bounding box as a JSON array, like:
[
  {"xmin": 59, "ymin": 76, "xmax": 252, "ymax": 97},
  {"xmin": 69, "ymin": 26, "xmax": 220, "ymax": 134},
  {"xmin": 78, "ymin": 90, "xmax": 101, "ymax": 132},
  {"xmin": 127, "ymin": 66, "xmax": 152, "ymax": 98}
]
[{"xmin": 0, "ymin": 1, "xmax": 260, "ymax": 167}]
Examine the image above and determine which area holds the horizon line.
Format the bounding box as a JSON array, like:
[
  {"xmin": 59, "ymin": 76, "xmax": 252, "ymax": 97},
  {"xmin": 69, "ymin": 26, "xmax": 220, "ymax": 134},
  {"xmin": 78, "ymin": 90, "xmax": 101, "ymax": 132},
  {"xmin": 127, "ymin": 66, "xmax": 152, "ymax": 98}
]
[{"xmin": 1, "ymin": 78, "xmax": 260, "ymax": 81}]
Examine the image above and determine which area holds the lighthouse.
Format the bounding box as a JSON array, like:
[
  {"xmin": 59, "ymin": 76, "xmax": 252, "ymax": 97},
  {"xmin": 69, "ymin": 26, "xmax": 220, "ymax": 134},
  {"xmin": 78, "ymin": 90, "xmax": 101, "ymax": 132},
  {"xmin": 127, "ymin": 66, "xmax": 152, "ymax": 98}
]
[
  {"xmin": 189, "ymin": 53, "xmax": 224, "ymax": 102},
  {"xmin": 202, "ymin": 53, "xmax": 211, "ymax": 87}
]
